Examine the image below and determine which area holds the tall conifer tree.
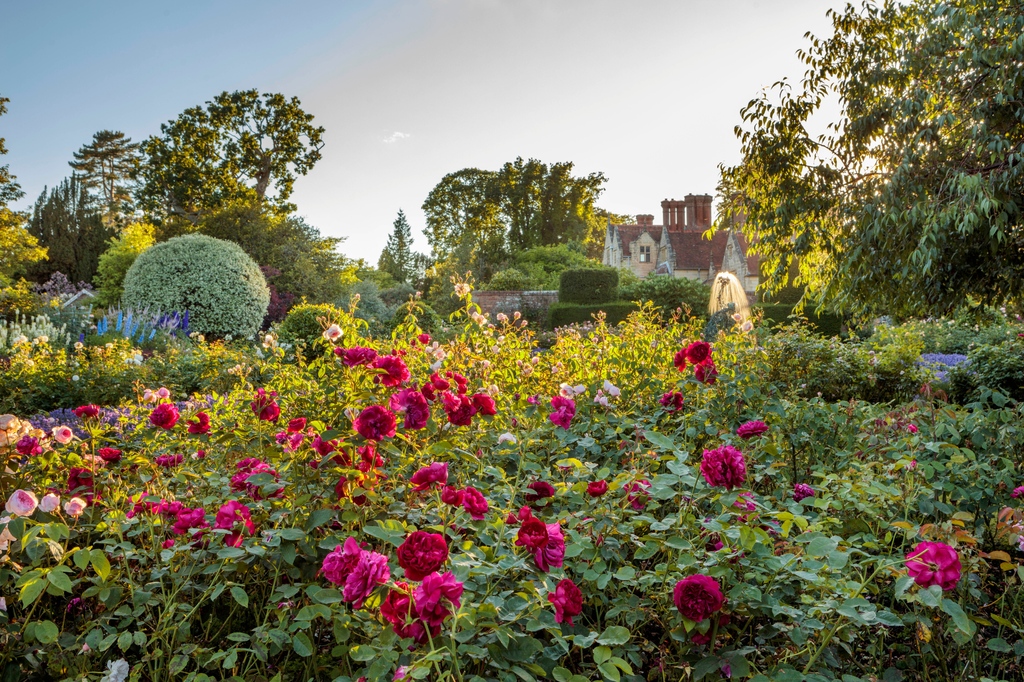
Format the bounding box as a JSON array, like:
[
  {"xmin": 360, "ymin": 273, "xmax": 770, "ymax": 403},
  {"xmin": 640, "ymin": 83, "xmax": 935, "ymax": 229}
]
[
  {"xmin": 378, "ymin": 209, "xmax": 417, "ymax": 283},
  {"xmin": 28, "ymin": 176, "xmax": 113, "ymax": 283}
]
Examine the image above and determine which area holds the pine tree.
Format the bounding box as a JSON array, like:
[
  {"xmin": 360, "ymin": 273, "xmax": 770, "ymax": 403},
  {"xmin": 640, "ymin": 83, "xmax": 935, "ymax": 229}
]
[
  {"xmin": 378, "ymin": 210, "xmax": 416, "ymax": 283},
  {"xmin": 27, "ymin": 176, "xmax": 114, "ymax": 283},
  {"xmin": 69, "ymin": 130, "xmax": 141, "ymax": 220}
]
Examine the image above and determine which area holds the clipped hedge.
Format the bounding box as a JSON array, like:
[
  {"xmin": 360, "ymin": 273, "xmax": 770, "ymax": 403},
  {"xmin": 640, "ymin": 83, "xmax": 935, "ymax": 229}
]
[
  {"xmin": 549, "ymin": 301, "xmax": 638, "ymax": 328},
  {"xmin": 558, "ymin": 268, "xmax": 619, "ymax": 305},
  {"xmin": 756, "ymin": 303, "xmax": 843, "ymax": 337},
  {"xmin": 620, "ymin": 275, "xmax": 711, "ymax": 319}
]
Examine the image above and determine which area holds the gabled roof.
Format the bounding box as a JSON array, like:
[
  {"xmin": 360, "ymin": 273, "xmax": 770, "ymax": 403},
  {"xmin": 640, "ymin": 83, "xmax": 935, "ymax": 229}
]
[
  {"xmin": 612, "ymin": 225, "xmax": 658, "ymax": 253},
  {"xmin": 667, "ymin": 231, "xmax": 730, "ymax": 270}
]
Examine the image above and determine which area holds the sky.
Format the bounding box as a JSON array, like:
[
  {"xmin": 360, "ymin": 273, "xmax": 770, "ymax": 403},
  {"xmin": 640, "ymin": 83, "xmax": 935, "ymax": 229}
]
[{"xmin": 1, "ymin": 0, "xmax": 842, "ymax": 262}]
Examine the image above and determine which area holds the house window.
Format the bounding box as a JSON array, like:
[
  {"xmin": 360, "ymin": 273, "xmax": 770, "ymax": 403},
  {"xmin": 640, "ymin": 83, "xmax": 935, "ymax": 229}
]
[{"xmin": 639, "ymin": 246, "xmax": 651, "ymax": 263}]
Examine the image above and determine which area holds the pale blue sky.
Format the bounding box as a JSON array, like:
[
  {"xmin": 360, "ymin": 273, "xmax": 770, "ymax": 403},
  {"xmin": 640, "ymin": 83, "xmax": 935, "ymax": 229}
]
[{"xmin": 2, "ymin": 0, "xmax": 840, "ymax": 262}]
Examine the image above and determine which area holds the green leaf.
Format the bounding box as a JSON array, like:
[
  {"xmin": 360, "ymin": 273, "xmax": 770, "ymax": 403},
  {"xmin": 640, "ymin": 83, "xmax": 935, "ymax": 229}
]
[
  {"xmin": 987, "ymin": 637, "xmax": 1012, "ymax": 652},
  {"xmin": 169, "ymin": 654, "xmax": 189, "ymax": 674},
  {"xmin": 118, "ymin": 630, "xmax": 133, "ymax": 651},
  {"xmin": 90, "ymin": 549, "xmax": 111, "ymax": 581},
  {"xmin": 72, "ymin": 548, "xmax": 91, "ymax": 570},
  {"xmin": 292, "ymin": 632, "xmax": 314, "ymax": 657},
  {"xmin": 644, "ymin": 430, "xmax": 677, "ymax": 451},
  {"xmin": 306, "ymin": 508, "xmax": 335, "ymax": 530},
  {"xmin": 230, "ymin": 585, "xmax": 249, "ymax": 608},
  {"xmin": 596, "ymin": 626, "xmax": 630, "ymax": 646},
  {"xmin": 941, "ymin": 599, "xmax": 975, "ymax": 635},
  {"xmin": 19, "ymin": 579, "xmax": 46, "ymax": 608},
  {"xmin": 594, "ymin": 645, "xmax": 612, "ymax": 664},
  {"xmin": 805, "ymin": 535, "xmax": 838, "ymax": 557},
  {"xmin": 34, "ymin": 620, "xmax": 59, "ymax": 644},
  {"xmin": 597, "ymin": 662, "xmax": 621, "ymax": 682},
  {"xmin": 349, "ymin": 644, "xmax": 377, "ymax": 662},
  {"xmin": 552, "ymin": 668, "xmax": 573, "ymax": 682},
  {"xmin": 46, "ymin": 569, "xmax": 73, "ymax": 593}
]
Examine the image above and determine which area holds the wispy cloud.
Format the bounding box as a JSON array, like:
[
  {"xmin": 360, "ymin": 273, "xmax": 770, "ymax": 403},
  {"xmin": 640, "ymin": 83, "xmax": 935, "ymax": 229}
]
[{"xmin": 382, "ymin": 131, "xmax": 411, "ymax": 144}]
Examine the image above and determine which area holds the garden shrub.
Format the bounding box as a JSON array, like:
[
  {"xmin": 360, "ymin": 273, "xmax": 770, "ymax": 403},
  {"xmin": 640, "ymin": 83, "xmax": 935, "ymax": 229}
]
[
  {"xmin": 0, "ymin": 279, "xmax": 39, "ymax": 320},
  {"xmin": 277, "ymin": 302, "xmax": 346, "ymax": 347},
  {"xmin": 121, "ymin": 234, "xmax": 270, "ymax": 339},
  {"xmin": 558, "ymin": 267, "xmax": 618, "ymax": 305},
  {"xmin": 756, "ymin": 302, "xmax": 844, "ymax": 337},
  {"xmin": 484, "ymin": 267, "xmax": 532, "ymax": 291},
  {"xmin": 548, "ymin": 301, "xmax": 637, "ymax": 328},
  {"xmin": 619, "ymin": 275, "xmax": 711, "ymax": 318},
  {"xmin": 947, "ymin": 338, "xmax": 1024, "ymax": 403},
  {"xmin": 92, "ymin": 222, "xmax": 156, "ymax": 307},
  {"xmin": 390, "ymin": 300, "xmax": 443, "ymax": 335}
]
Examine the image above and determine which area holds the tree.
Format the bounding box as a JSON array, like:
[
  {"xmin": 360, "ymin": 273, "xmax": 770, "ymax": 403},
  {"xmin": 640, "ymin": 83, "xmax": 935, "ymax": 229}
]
[
  {"xmin": 27, "ymin": 176, "xmax": 114, "ymax": 283},
  {"xmin": 138, "ymin": 89, "xmax": 325, "ymax": 223},
  {"xmin": 717, "ymin": 0, "xmax": 1024, "ymax": 317},
  {"xmin": 93, "ymin": 222, "xmax": 156, "ymax": 306},
  {"xmin": 0, "ymin": 95, "xmax": 46, "ymax": 285},
  {"xmin": 378, "ymin": 210, "xmax": 423, "ymax": 284},
  {"xmin": 195, "ymin": 201, "xmax": 356, "ymax": 307},
  {"xmin": 69, "ymin": 130, "xmax": 141, "ymax": 219}
]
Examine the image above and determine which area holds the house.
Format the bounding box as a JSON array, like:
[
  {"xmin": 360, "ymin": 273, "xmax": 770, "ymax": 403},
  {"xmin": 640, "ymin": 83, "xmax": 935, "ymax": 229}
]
[{"xmin": 602, "ymin": 194, "xmax": 758, "ymax": 296}]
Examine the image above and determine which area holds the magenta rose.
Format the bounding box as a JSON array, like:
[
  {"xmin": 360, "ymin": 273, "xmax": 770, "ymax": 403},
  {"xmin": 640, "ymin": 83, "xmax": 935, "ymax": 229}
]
[
  {"xmin": 390, "ymin": 388, "xmax": 431, "ymax": 430},
  {"xmin": 673, "ymin": 574, "xmax": 725, "ymax": 623},
  {"xmin": 548, "ymin": 395, "xmax": 576, "ymax": 430},
  {"xmin": 337, "ymin": 346, "xmax": 378, "ymax": 367},
  {"xmin": 587, "ymin": 480, "xmax": 608, "ymax": 497},
  {"xmin": 73, "ymin": 404, "xmax": 101, "ymax": 419},
  {"xmin": 694, "ymin": 359, "xmax": 718, "ymax": 384},
  {"xmin": 215, "ymin": 500, "xmax": 255, "ymax": 547},
  {"xmin": 188, "ymin": 411, "xmax": 211, "ymax": 434},
  {"xmin": 371, "ymin": 354, "xmax": 410, "ymax": 388},
  {"xmin": 792, "ymin": 483, "xmax": 815, "ymax": 502},
  {"xmin": 684, "ymin": 341, "xmax": 712, "ymax": 365},
  {"xmin": 98, "ymin": 447, "xmax": 122, "ymax": 463},
  {"xmin": 354, "ymin": 405, "xmax": 397, "ymax": 441},
  {"xmin": 548, "ymin": 578, "xmax": 584, "ymax": 626},
  {"xmin": 397, "ymin": 531, "xmax": 449, "ymax": 581},
  {"xmin": 526, "ymin": 481, "xmax": 556, "ymax": 505},
  {"xmin": 441, "ymin": 391, "xmax": 476, "ymax": 426},
  {"xmin": 413, "ymin": 571, "xmax": 464, "ymax": 629},
  {"xmin": 461, "ymin": 486, "xmax": 489, "ymax": 520},
  {"xmin": 410, "ymin": 462, "xmax": 448, "ymax": 492},
  {"xmin": 515, "ymin": 515, "xmax": 549, "ymax": 550},
  {"xmin": 381, "ymin": 582, "xmax": 428, "ymax": 643},
  {"xmin": 16, "ymin": 435, "xmax": 43, "ymax": 456},
  {"xmin": 700, "ymin": 445, "xmax": 746, "ymax": 490},
  {"xmin": 660, "ymin": 391, "xmax": 684, "ymax": 411},
  {"xmin": 736, "ymin": 420, "xmax": 768, "ymax": 439},
  {"xmin": 323, "ymin": 536, "xmax": 364, "ymax": 585},
  {"xmin": 533, "ymin": 522, "xmax": 565, "ymax": 573},
  {"xmin": 673, "ymin": 348, "xmax": 688, "ymax": 372},
  {"xmin": 150, "ymin": 402, "xmax": 180, "ymax": 429},
  {"xmin": 344, "ymin": 550, "xmax": 390, "ymax": 608},
  {"xmin": 906, "ymin": 541, "xmax": 961, "ymax": 591},
  {"xmin": 441, "ymin": 486, "xmax": 465, "ymax": 506}
]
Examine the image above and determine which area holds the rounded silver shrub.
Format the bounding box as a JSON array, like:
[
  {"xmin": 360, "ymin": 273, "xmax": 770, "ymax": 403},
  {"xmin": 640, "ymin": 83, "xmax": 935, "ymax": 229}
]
[{"xmin": 121, "ymin": 234, "xmax": 270, "ymax": 338}]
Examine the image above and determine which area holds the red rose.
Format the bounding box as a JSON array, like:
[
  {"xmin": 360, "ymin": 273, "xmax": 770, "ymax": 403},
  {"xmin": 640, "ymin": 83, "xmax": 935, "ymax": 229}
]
[
  {"xmin": 441, "ymin": 391, "xmax": 477, "ymax": 426},
  {"xmin": 660, "ymin": 391, "xmax": 684, "ymax": 412},
  {"xmin": 67, "ymin": 467, "xmax": 95, "ymax": 502},
  {"xmin": 446, "ymin": 371, "xmax": 469, "ymax": 394},
  {"xmin": 287, "ymin": 417, "xmax": 307, "ymax": 433},
  {"xmin": 413, "ymin": 571, "xmax": 464, "ymax": 629},
  {"xmin": 515, "ymin": 516, "xmax": 549, "ymax": 550},
  {"xmin": 736, "ymin": 420, "xmax": 768, "ymax": 439},
  {"xmin": 471, "ymin": 393, "xmax": 497, "ymax": 416},
  {"xmin": 381, "ymin": 582, "xmax": 428, "ymax": 643},
  {"xmin": 397, "ymin": 531, "xmax": 449, "ymax": 581},
  {"xmin": 354, "ymin": 405, "xmax": 397, "ymax": 441},
  {"xmin": 390, "ymin": 388, "xmax": 431, "ymax": 430},
  {"xmin": 337, "ymin": 346, "xmax": 378, "ymax": 367},
  {"xmin": 188, "ymin": 411, "xmax": 211, "ymax": 434},
  {"xmin": 441, "ymin": 486, "xmax": 465, "ymax": 506},
  {"xmin": 149, "ymin": 403, "xmax": 180, "ymax": 430},
  {"xmin": 421, "ymin": 372, "xmax": 451, "ymax": 402},
  {"xmin": 673, "ymin": 574, "xmax": 724, "ymax": 623},
  {"xmin": 684, "ymin": 341, "xmax": 712, "ymax": 365},
  {"xmin": 547, "ymin": 578, "xmax": 583, "ymax": 626},
  {"xmin": 461, "ymin": 486, "xmax": 488, "ymax": 520},
  {"xmin": 410, "ymin": 462, "xmax": 448, "ymax": 491},
  {"xmin": 525, "ymin": 481, "xmax": 555, "ymax": 504},
  {"xmin": 673, "ymin": 348, "xmax": 688, "ymax": 372},
  {"xmin": 73, "ymin": 404, "xmax": 100, "ymax": 419},
  {"xmin": 694, "ymin": 359, "xmax": 718, "ymax": 385},
  {"xmin": 417, "ymin": 333, "xmax": 431, "ymax": 345},
  {"xmin": 371, "ymin": 354, "xmax": 410, "ymax": 388},
  {"xmin": 250, "ymin": 388, "xmax": 280, "ymax": 422},
  {"xmin": 98, "ymin": 447, "xmax": 122, "ymax": 463},
  {"xmin": 700, "ymin": 445, "xmax": 746, "ymax": 490},
  {"xmin": 587, "ymin": 480, "xmax": 608, "ymax": 497}
]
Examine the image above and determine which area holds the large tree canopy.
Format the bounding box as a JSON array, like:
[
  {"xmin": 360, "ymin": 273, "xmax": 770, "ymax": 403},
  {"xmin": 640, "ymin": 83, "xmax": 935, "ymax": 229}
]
[
  {"xmin": 69, "ymin": 130, "xmax": 141, "ymax": 219},
  {"xmin": 718, "ymin": 0, "xmax": 1024, "ymax": 317},
  {"xmin": 138, "ymin": 89, "xmax": 325, "ymax": 223}
]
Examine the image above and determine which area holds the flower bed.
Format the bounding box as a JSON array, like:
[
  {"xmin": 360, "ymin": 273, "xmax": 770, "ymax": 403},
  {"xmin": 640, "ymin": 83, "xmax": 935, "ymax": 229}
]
[{"xmin": 2, "ymin": 298, "xmax": 1024, "ymax": 681}]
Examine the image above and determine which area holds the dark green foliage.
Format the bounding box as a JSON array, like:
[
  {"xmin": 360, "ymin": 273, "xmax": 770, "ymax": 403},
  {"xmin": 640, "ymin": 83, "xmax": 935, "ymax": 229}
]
[
  {"xmin": 948, "ymin": 340, "xmax": 1024, "ymax": 403},
  {"xmin": 485, "ymin": 268, "xmax": 532, "ymax": 291},
  {"xmin": 195, "ymin": 202, "xmax": 356, "ymax": 308},
  {"xmin": 719, "ymin": 0, "xmax": 1024, "ymax": 316},
  {"xmin": 558, "ymin": 268, "xmax": 619, "ymax": 305},
  {"xmin": 378, "ymin": 210, "xmax": 426, "ymax": 284},
  {"xmin": 139, "ymin": 89, "xmax": 325, "ymax": 222},
  {"xmin": 277, "ymin": 302, "xmax": 345, "ymax": 347},
  {"xmin": 548, "ymin": 301, "xmax": 637, "ymax": 328},
  {"xmin": 756, "ymin": 303, "xmax": 843, "ymax": 337},
  {"xmin": 483, "ymin": 244, "xmax": 599, "ymax": 291},
  {"xmin": 620, "ymin": 276, "xmax": 711, "ymax": 319},
  {"xmin": 69, "ymin": 130, "xmax": 141, "ymax": 219},
  {"xmin": 27, "ymin": 176, "xmax": 114, "ymax": 283}
]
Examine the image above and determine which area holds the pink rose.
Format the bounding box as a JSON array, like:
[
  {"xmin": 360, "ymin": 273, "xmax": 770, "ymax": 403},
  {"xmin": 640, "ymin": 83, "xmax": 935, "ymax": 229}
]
[
  {"xmin": 736, "ymin": 420, "xmax": 768, "ymax": 439},
  {"xmin": 250, "ymin": 388, "xmax": 280, "ymax": 422},
  {"xmin": 52, "ymin": 425, "xmax": 74, "ymax": 444},
  {"xmin": 413, "ymin": 571, "xmax": 464, "ymax": 628},
  {"xmin": 5, "ymin": 489, "xmax": 38, "ymax": 516},
  {"xmin": 533, "ymin": 522, "xmax": 565, "ymax": 573},
  {"xmin": 390, "ymin": 388, "xmax": 431, "ymax": 430},
  {"xmin": 336, "ymin": 346, "xmax": 378, "ymax": 367},
  {"xmin": 461, "ymin": 486, "xmax": 489, "ymax": 520},
  {"xmin": 441, "ymin": 391, "xmax": 476, "ymax": 426},
  {"xmin": 188, "ymin": 412, "xmax": 211, "ymax": 434},
  {"xmin": 345, "ymin": 550, "xmax": 390, "ymax": 608},
  {"xmin": 548, "ymin": 395, "xmax": 576, "ymax": 430},
  {"xmin": 792, "ymin": 483, "xmax": 815, "ymax": 502},
  {"xmin": 323, "ymin": 537, "xmax": 364, "ymax": 585},
  {"xmin": 64, "ymin": 497, "xmax": 88, "ymax": 518},
  {"xmin": 397, "ymin": 531, "xmax": 448, "ymax": 581},
  {"xmin": 660, "ymin": 391, "xmax": 684, "ymax": 412},
  {"xmin": 371, "ymin": 354, "xmax": 411, "ymax": 388},
  {"xmin": 38, "ymin": 493, "xmax": 60, "ymax": 513}
]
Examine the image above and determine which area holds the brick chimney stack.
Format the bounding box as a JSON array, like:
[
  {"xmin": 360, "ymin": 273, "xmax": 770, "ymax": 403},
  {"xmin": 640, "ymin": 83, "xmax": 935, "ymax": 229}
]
[{"xmin": 637, "ymin": 214, "xmax": 654, "ymax": 226}]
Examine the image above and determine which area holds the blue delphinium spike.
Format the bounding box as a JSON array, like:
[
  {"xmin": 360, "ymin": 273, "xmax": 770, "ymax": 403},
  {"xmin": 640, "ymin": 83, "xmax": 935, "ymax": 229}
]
[
  {"xmin": 182, "ymin": 310, "xmax": 189, "ymax": 331},
  {"xmin": 149, "ymin": 329, "xmax": 156, "ymax": 341},
  {"xmin": 79, "ymin": 332, "xmax": 85, "ymax": 343},
  {"xmin": 116, "ymin": 311, "xmax": 123, "ymax": 332}
]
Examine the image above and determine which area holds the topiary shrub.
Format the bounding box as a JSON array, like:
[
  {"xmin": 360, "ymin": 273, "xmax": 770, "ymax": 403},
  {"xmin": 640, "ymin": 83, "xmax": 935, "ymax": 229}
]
[
  {"xmin": 121, "ymin": 234, "xmax": 269, "ymax": 339},
  {"xmin": 558, "ymin": 268, "xmax": 619, "ymax": 305},
  {"xmin": 278, "ymin": 302, "xmax": 346, "ymax": 347},
  {"xmin": 548, "ymin": 301, "xmax": 637, "ymax": 328},
  {"xmin": 620, "ymin": 275, "xmax": 711, "ymax": 319}
]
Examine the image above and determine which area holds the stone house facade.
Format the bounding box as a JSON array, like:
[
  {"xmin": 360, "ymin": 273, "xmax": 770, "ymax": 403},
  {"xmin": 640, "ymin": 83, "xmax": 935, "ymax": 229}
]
[{"xmin": 602, "ymin": 194, "xmax": 758, "ymax": 295}]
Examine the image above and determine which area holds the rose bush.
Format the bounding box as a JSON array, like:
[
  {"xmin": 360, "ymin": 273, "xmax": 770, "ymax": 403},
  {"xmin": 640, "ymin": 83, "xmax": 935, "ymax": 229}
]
[{"xmin": 1, "ymin": 291, "xmax": 1024, "ymax": 681}]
